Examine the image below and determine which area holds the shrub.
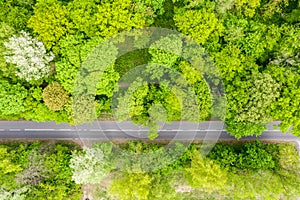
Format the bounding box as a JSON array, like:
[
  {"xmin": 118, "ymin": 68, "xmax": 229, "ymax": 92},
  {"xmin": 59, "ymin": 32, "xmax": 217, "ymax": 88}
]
[{"xmin": 42, "ymin": 82, "xmax": 69, "ymax": 111}]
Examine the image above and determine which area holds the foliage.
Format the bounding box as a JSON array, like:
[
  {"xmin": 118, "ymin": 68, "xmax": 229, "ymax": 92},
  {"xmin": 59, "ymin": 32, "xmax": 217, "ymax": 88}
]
[
  {"xmin": 149, "ymin": 34, "xmax": 182, "ymax": 67},
  {"xmin": 4, "ymin": 31, "xmax": 54, "ymax": 82},
  {"xmin": 115, "ymin": 33, "xmax": 212, "ymax": 137},
  {"xmin": 132, "ymin": 0, "xmax": 166, "ymax": 17},
  {"xmin": 233, "ymin": 0, "xmax": 260, "ymax": 17},
  {"xmin": 72, "ymin": 95, "xmax": 98, "ymax": 124},
  {"xmin": 223, "ymin": 71, "xmax": 280, "ymax": 138},
  {"xmin": 225, "ymin": 170, "xmax": 279, "ymax": 199},
  {"xmin": 235, "ymin": 141, "xmax": 275, "ymax": 170},
  {"xmin": 108, "ymin": 172, "xmax": 153, "ymax": 200},
  {"xmin": 235, "ymin": 73, "xmax": 280, "ymax": 124},
  {"xmin": 2, "ymin": 1, "xmax": 300, "ymax": 198},
  {"xmin": 115, "ymin": 79, "xmax": 183, "ymax": 138},
  {"xmin": 108, "ymin": 171, "xmax": 177, "ymax": 200},
  {"xmin": 15, "ymin": 149, "xmax": 50, "ymax": 185},
  {"xmin": 222, "ymin": 14, "xmax": 282, "ymax": 61},
  {"xmin": 238, "ymin": 22, "xmax": 280, "ymax": 61},
  {"xmin": 184, "ymin": 150, "xmax": 227, "ymax": 192},
  {"xmin": 0, "ymin": 187, "xmax": 30, "ymax": 200},
  {"xmin": 0, "ymin": 147, "xmax": 23, "ymax": 191},
  {"xmin": 265, "ymin": 65, "xmax": 300, "ymax": 136},
  {"xmin": 54, "ymin": 33, "xmax": 86, "ymax": 94},
  {"xmin": 116, "ymin": 141, "xmax": 187, "ymax": 174},
  {"xmin": 0, "ymin": 142, "xmax": 81, "ymax": 199},
  {"xmin": 260, "ymin": 0, "xmax": 289, "ymax": 19},
  {"xmin": 26, "ymin": 144, "xmax": 81, "ymax": 199},
  {"xmin": 55, "ymin": 34, "xmax": 119, "ymax": 123},
  {"xmin": 0, "ymin": 147, "xmax": 22, "ymax": 175},
  {"xmin": 227, "ymin": 120, "xmax": 266, "ymax": 138},
  {"xmin": 208, "ymin": 141, "xmax": 276, "ymax": 171},
  {"xmin": 68, "ymin": 0, "xmax": 148, "ymax": 38},
  {"xmin": 0, "ymin": 22, "xmax": 17, "ymax": 80},
  {"xmin": 148, "ymin": 174, "xmax": 178, "ymax": 200},
  {"xmin": 0, "ymin": 80, "xmax": 28, "ymax": 116},
  {"xmin": 21, "ymin": 102, "xmax": 70, "ymax": 123},
  {"xmin": 114, "ymin": 49, "xmax": 151, "ymax": 76},
  {"xmin": 96, "ymin": 64, "xmax": 120, "ymax": 98},
  {"xmin": 0, "ymin": 0, "xmax": 34, "ymax": 31},
  {"xmin": 66, "ymin": 0, "xmax": 100, "ymax": 38},
  {"xmin": 2, "ymin": 141, "xmax": 299, "ymax": 199},
  {"xmin": 27, "ymin": 0, "xmax": 74, "ymax": 50},
  {"xmin": 285, "ymin": 6, "xmax": 300, "ymax": 23},
  {"xmin": 42, "ymin": 82, "xmax": 69, "ymax": 111},
  {"xmin": 277, "ymin": 143, "xmax": 300, "ymax": 173},
  {"xmin": 174, "ymin": 3, "xmax": 224, "ymax": 45},
  {"xmin": 178, "ymin": 61, "xmax": 212, "ymax": 120},
  {"xmin": 206, "ymin": 143, "xmax": 237, "ymax": 169},
  {"xmin": 70, "ymin": 145, "xmax": 113, "ymax": 184}
]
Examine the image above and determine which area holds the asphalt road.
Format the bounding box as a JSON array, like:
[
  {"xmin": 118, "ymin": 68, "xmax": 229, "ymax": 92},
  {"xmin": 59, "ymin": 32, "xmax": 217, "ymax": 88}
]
[
  {"xmin": 0, "ymin": 120, "xmax": 298, "ymax": 140},
  {"xmin": 0, "ymin": 120, "xmax": 299, "ymax": 155}
]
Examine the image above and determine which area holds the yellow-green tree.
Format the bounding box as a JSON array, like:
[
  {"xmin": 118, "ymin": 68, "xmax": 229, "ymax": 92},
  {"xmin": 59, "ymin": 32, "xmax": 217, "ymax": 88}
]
[
  {"xmin": 68, "ymin": 0, "xmax": 148, "ymax": 38},
  {"xmin": 108, "ymin": 172, "xmax": 153, "ymax": 200},
  {"xmin": 0, "ymin": 147, "xmax": 22, "ymax": 192},
  {"xmin": 174, "ymin": 3, "xmax": 224, "ymax": 45},
  {"xmin": 27, "ymin": 0, "xmax": 74, "ymax": 50},
  {"xmin": 233, "ymin": 0, "xmax": 260, "ymax": 17},
  {"xmin": 185, "ymin": 150, "xmax": 228, "ymax": 193}
]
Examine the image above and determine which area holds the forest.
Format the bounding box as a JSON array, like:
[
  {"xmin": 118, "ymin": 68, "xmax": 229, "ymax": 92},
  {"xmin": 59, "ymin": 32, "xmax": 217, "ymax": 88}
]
[
  {"xmin": 1, "ymin": 141, "xmax": 299, "ymax": 199},
  {"xmin": 0, "ymin": 0, "xmax": 300, "ymax": 139}
]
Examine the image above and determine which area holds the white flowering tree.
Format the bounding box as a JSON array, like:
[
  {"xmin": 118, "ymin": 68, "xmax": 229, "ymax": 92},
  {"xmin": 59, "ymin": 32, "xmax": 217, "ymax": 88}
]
[
  {"xmin": 4, "ymin": 31, "xmax": 54, "ymax": 82},
  {"xmin": 0, "ymin": 187, "xmax": 30, "ymax": 200},
  {"xmin": 70, "ymin": 148, "xmax": 111, "ymax": 184}
]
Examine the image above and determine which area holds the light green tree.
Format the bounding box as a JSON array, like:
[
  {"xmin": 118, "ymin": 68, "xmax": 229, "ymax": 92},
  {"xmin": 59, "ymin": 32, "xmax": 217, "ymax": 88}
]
[
  {"xmin": 27, "ymin": 0, "xmax": 74, "ymax": 50},
  {"xmin": 0, "ymin": 0, "xmax": 34, "ymax": 31},
  {"xmin": 68, "ymin": 0, "xmax": 147, "ymax": 38},
  {"xmin": 149, "ymin": 34, "xmax": 182, "ymax": 67},
  {"xmin": 108, "ymin": 172, "xmax": 153, "ymax": 200},
  {"xmin": 277, "ymin": 144, "xmax": 300, "ymax": 173},
  {"xmin": 0, "ymin": 22, "xmax": 17, "ymax": 80},
  {"xmin": 174, "ymin": 4, "xmax": 224, "ymax": 45},
  {"xmin": 233, "ymin": 0, "xmax": 261, "ymax": 17},
  {"xmin": 0, "ymin": 80, "xmax": 27, "ymax": 116},
  {"xmin": 265, "ymin": 65, "xmax": 300, "ymax": 136},
  {"xmin": 223, "ymin": 71, "xmax": 280, "ymax": 138},
  {"xmin": 235, "ymin": 73, "xmax": 280, "ymax": 124},
  {"xmin": 260, "ymin": 0, "xmax": 289, "ymax": 19},
  {"xmin": 226, "ymin": 170, "xmax": 282, "ymax": 199},
  {"xmin": 185, "ymin": 150, "xmax": 228, "ymax": 193},
  {"xmin": 0, "ymin": 147, "xmax": 22, "ymax": 176},
  {"xmin": 68, "ymin": 0, "xmax": 164, "ymax": 38}
]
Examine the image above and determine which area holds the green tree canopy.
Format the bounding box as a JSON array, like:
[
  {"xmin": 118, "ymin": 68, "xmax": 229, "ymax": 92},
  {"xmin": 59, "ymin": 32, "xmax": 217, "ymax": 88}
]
[
  {"xmin": 108, "ymin": 172, "xmax": 153, "ymax": 200},
  {"xmin": 174, "ymin": 2, "xmax": 224, "ymax": 45},
  {"xmin": 0, "ymin": 80, "xmax": 27, "ymax": 116},
  {"xmin": 28, "ymin": 0, "xmax": 74, "ymax": 50},
  {"xmin": 184, "ymin": 150, "xmax": 228, "ymax": 193}
]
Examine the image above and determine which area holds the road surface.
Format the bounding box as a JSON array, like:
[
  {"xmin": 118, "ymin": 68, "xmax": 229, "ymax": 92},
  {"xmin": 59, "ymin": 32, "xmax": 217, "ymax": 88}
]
[
  {"xmin": 0, "ymin": 121, "xmax": 297, "ymax": 139},
  {"xmin": 0, "ymin": 120, "xmax": 299, "ymax": 154}
]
